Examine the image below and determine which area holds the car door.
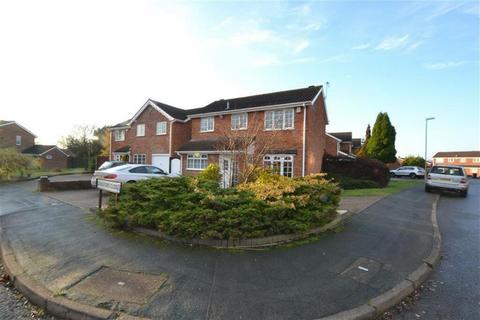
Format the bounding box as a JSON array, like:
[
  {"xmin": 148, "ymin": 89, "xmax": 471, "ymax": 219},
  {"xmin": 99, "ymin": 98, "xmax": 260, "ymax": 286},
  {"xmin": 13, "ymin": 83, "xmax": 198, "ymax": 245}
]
[{"xmin": 397, "ymin": 167, "xmax": 406, "ymax": 176}]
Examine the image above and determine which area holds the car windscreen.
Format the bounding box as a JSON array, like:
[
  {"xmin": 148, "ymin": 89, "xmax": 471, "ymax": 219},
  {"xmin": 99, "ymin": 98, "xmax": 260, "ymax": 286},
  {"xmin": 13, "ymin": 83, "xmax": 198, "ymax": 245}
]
[{"xmin": 430, "ymin": 166, "xmax": 464, "ymax": 176}]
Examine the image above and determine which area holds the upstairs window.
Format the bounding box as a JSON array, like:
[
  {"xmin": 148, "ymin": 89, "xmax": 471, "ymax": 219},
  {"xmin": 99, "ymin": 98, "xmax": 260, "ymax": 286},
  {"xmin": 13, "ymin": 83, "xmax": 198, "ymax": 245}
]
[
  {"xmin": 156, "ymin": 121, "xmax": 167, "ymax": 135},
  {"xmin": 265, "ymin": 108, "xmax": 294, "ymax": 130},
  {"xmin": 15, "ymin": 135, "xmax": 21, "ymax": 146},
  {"xmin": 460, "ymin": 158, "xmax": 466, "ymax": 163},
  {"xmin": 136, "ymin": 124, "xmax": 145, "ymax": 137},
  {"xmin": 474, "ymin": 158, "xmax": 480, "ymax": 163},
  {"xmin": 448, "ymin": 158, "xmax": 454, "ymax": 163},
  {"xmin": 231, "ymin": 113, "xmax": 248, "ymax": 130},
  {"xmin": 114, "ymin": 130, "xmax": 125, "ymax": 141},
  {"xmin": 200, "ymin": 117, "xmax": 214, "ymax": 132},
  {"xmin": 436, "ymin": 158, "xmax": 444, "ymax": 163}
]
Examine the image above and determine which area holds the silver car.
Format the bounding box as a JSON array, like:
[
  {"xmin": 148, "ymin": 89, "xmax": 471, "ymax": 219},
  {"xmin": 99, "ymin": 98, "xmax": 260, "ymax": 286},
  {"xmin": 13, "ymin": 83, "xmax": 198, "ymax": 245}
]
[
  {"xmin": 425, "ymin": 165, "xmax": 469, "ymax": 197},
  {"xmin": 390, "ymin": 166, "xmax": 426, "ymax": 179}
]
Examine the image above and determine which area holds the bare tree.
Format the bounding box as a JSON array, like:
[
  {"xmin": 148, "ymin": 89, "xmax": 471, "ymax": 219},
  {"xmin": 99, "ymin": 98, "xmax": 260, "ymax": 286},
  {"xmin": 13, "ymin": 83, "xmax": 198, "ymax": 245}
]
[{"xmin": 216, "ymin": 113, "xmax": 281, "ymax": 185}]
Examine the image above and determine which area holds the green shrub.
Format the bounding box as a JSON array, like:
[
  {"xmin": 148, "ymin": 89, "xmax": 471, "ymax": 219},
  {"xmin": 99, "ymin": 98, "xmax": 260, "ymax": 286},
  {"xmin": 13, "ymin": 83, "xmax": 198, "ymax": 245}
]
[
  {"xmin": 327, "ymin": 175, "xmax": 380, "ymax": 190},
  {"xmin": 101, "ymin": 172, "xmax": 340, "ymax": 240},
  {"xmin": 0, "ymin": 148, "xmax": 39, "ymax": 180}
]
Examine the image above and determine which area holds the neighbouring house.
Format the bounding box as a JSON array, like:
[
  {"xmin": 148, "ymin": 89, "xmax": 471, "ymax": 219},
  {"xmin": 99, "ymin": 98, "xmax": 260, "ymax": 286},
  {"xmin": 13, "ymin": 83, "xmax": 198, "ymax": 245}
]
[
  {"xmin": 326, "ymin": 132, "xmax": 362, "ymax": 159},
  {"xmin": 0, "ymin": 120, "xmax": 70, "ymax": 169},
  {"xmin": 0, "ymin": 120, "xmax": 36, "ymax": 152},
  {"xmin": 109, "ymin": 85, "xmax": 329, "ymax": 186},
  {"xmin": 432, "ymin": 151, "xmax": 480, "ymax": 177}
]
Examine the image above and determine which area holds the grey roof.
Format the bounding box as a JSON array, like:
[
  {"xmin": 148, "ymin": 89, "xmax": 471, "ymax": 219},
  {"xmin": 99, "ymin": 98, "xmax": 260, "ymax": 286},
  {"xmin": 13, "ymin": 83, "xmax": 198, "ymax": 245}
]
[
  {"xmin": 352, "ymin": 138, "xmax": 362, "ymax": 148},
  {"xmin": 329, "ymin": 132, "xmax": 352, "ymax": 142},
  {"xmin": 150, "ymin": 100, "xmax": 190, "ymax": 120},
  {"xmin": 22, "ymin": 145, "xmax": 56, "ymax": 155},
  {"xmin": 110, "ymin": 120, "xmax": 130, "ymax": 129},
  {"xmin": 433, "ymin": 151, "xmax": 480, "ymax": 158},
  {"xmin": 177, "ymin": 139, "xmax": 224, "ymax": 152},
  {"xmin": 114, "ymin": 145, "xmax": 131, "ymax": 153},
  {"xmin": 187, "ymin": 85, "xmax": 322, "ymax": 116}
]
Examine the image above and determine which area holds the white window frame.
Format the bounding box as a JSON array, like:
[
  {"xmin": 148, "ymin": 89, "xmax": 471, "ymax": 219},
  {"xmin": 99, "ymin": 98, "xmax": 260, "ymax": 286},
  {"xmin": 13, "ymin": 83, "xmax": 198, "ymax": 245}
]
[
  {"xmin": 114, "ymin": 130, "xmax": 125, "ymax": 141},
  {"xmin": 263, "ymin": 154, "xmax": 294, "ymax": 177},
  {"xmin": 186, "ymin": 153, "xmax": 208, "ymax": 170},
  {"xmin": 133, "ymin": 154, "xmax": 146, "ymax": 164},
  {"xmin": 264, "ymin": 108, "xmax": 295, "ymax": 130},
  {"xmin": 45, "ymin": 154, "xmax": 53, "ymax": 160},
  {"xmin": 15, "ymin": 135, "xmax": 21, "ymax": 146},
  {"xmin": 136, "ymin": 124, "xmax": 145, "ymax": 137},
  {"xmin": 200, "ymin": 117, "xmax": 214, "ymax": 132},
  {"xmin": 448, "ymin": 158, "xmax": 454, "ymax": 163},
  {"xmin": 231, "ymin": 113, "xmax": 248, "ymax": 130},
  {"xmin": 156, "ymin": 121, "xmax": 167, "ymax": 135},
  {"xmin": 473, "ymin": 158, "xmax": 480, "ymax": 163}
]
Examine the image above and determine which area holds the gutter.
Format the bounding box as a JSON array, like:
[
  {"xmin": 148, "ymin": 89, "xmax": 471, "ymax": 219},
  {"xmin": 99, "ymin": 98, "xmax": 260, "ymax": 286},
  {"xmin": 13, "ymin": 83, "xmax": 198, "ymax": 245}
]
[{"xmin": 302, "ymin": 103, "xmax": 307, "ymax": 177}]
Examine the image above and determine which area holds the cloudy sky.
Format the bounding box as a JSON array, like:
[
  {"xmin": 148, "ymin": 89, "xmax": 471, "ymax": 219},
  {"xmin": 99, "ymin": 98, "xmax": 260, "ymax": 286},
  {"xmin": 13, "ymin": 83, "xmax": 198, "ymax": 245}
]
[{"xmin": 0, "ymin": 0, "xmax": 478, "ymax": 158}]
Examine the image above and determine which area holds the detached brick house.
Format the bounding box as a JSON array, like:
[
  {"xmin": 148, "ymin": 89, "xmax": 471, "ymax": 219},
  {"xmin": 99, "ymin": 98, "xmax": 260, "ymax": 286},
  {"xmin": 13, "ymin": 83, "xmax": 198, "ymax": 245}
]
[
  {"xmin": 325, "ymin": 132, "xmax": 362, "ymax": 159},
  {"xmin": 0, "ymin": 120, "xmax": 70, "ymax": 169},
  {"xmin": 109, "ymin": 86, "xmax": 329, "ymax": 186},
  {"xmin": 432, "ymin": 151, "xmax": 480, "ymax": 177}
]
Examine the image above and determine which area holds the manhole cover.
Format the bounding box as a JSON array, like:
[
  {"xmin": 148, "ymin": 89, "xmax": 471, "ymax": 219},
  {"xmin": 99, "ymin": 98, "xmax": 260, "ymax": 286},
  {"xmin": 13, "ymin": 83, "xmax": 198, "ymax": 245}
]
[
  {"xmin": 69, "ymin": 267, "xmax": 168, "ymax": 304},
  {"xmin": 341, "ymin": 257, "xmax": 382, "ymax": 284}
]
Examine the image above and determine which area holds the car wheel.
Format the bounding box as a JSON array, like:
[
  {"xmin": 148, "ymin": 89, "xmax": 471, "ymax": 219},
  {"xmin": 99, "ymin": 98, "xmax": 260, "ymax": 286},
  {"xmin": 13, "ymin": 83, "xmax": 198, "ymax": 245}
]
[
  {"xmin": 409, "ymin": 173, "xmax": 416, "ymax": 179},
  {"xmin": 126, "ymin": 180, "xmax": 136, "ymax": 184}
]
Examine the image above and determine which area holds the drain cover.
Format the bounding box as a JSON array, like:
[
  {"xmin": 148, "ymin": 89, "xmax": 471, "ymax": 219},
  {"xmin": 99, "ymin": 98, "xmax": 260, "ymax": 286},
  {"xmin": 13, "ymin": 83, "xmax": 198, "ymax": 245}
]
[
  {"xmin": 341, "ymin": 257, "xmax": 382, "ymax": 284},
  {"xmin": 69, "ymin": 267, "xmax": 167, "ymax": 304}
]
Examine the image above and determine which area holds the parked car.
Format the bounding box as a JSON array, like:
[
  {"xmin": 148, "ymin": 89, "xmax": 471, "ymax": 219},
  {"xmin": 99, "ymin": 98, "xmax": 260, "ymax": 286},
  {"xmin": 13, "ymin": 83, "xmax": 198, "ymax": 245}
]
[
  {"xmin": 425, "ymin": 165, "xmax": 469, "ymax": 197},
  {"xmin": 91, "ymin": 161, "xmax": 127, "ymax": 187},
  {"xmin": 390, "ymin": 166, "xmax": 425, "ymax": 179},
  {"xmin": 91, "ymin": 164, "xmax": 168, "ymax": 186}
]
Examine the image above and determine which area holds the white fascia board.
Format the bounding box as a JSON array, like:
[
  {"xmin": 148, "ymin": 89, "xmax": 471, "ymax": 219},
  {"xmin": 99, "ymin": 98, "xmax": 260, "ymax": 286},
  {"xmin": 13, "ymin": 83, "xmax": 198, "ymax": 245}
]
[
  {"xmin": 40, "ymin": 146, "xmax": 70, "ymax": 157},
  {"xmin": 0, "ymin": 121, "xmax": 38, "ymax": 138},
  {"xmin": 186, "ymin": 101, "xmax": 312, "ymax": 119},
  {"xmin": 326, "ymin": 133, "xmax": 342, "ymax": 142},
  {"xmin": 127, "ymin": 100, "xmax": 177, "ymax": 126}
]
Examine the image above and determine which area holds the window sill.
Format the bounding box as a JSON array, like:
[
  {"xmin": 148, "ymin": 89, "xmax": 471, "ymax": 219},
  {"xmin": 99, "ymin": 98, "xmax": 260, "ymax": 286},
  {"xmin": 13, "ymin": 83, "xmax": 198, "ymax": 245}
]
[{"xmin": 186, "ymin": 168, "xmax": 206, "ymax": 171}]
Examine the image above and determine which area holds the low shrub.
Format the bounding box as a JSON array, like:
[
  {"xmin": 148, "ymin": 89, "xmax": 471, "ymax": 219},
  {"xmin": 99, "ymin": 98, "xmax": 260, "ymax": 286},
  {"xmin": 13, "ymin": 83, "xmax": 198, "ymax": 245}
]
[
  {"xmin": 323, "ymin": 155, "xmax": 390, "ymax": 188},
  {"xmin": 327, "ymin": 175, "xmax": 380, "ymax": 190},
  {"xmin": 101, "ymin": 172, "xmax": 341, "ymax": 240}
]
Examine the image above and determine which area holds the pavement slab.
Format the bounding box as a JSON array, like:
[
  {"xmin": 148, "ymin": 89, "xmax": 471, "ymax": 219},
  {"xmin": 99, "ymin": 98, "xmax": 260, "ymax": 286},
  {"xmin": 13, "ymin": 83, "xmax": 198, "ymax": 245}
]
[{"xmin": 0, "ymin": 183, "xmax": 436, "ymax": 319}]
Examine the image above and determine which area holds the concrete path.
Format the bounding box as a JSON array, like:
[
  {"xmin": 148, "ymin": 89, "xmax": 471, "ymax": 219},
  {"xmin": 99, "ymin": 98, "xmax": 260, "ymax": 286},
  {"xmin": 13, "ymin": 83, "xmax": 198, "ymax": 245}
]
[
  {"xmin": 396, "ymin": 179, "xmax": 480, "ymax": 320},
  {"xmin": 0, "ymin": 183, "xmax": 436, "ymax": 320}
]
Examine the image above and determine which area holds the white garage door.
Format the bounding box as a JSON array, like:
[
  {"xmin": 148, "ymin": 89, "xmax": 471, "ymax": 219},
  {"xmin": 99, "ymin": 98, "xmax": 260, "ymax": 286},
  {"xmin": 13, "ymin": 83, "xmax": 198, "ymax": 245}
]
[{"xmin": 152, "ymin": 155, "xmax": 170, "ymax": 173}]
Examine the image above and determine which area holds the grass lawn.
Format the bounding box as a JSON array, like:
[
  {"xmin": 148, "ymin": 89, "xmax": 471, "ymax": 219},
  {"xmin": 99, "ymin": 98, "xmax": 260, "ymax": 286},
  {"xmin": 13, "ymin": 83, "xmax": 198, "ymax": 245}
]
[
  {"xmin": 342, "ymin": 179, "xmax": 423, "ymax": 197},
  {"xmin": 13, "ymin": 167, "xmax": 90, "ymax": 180}
]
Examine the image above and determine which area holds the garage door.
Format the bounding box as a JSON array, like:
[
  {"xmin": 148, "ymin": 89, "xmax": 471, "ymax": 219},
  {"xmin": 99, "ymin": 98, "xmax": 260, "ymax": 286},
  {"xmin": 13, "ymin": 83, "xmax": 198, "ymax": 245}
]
[{"xmin": 152, "ymin": 155, "xmax": 170, "ymax": 173}]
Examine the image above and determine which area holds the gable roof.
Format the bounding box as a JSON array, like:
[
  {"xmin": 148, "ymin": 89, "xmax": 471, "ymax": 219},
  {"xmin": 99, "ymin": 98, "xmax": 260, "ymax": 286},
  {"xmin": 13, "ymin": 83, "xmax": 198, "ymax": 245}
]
[
  {"xmin": 0, "ymin": 120, "xmax": 37, "ymax": 137},
  {"xmin": 22, "ymin": 145, "xmax": 70, "ymax": 157},
  {"xmin": 433, "ymin": 151, "xmax": 480, "ymax": 158},
  {"xmin": 329, "ymin": 132, "xmax": 352, "ymax": 142},
  {"xmin": 150, "ymin": 100, "xmax": 189, "ymax": 120},
  {"xmin": 187, "ymin": 85, "xmax": 323, "ymax": 116}
]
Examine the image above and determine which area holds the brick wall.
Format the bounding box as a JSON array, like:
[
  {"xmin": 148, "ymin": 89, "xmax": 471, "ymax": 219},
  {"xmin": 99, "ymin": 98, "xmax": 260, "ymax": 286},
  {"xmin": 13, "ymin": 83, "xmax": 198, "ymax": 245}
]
[
  {"xmin": 0, "ymin": 123, "xmax": 35, "ymax": 152},
  {"xmin": 181, "ymin": 154, "xmax": 219, "ymax": 176},
  {"xmin": 38, "ymin": 148, "xmax": 68, "ymax": 169},
  {"xmin": 305, "ymin": 93, "xmax": 327, "ymax": 175},
  {"xmin": 325, "ymin": 135, "xmax": 339, "ymax": 157},
  {"xmin": 171, "ymin": 121, "xmax": 191, "ymax": 157}
]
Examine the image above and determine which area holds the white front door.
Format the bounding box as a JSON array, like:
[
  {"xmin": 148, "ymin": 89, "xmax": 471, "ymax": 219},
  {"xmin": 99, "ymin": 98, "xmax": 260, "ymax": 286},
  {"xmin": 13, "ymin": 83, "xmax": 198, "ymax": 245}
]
[
  {"xmin": 220, "ymin": 155, "xmax": 232, "ymax": 188},
  {"xmin": 152, "ymin": 154, "xmax": 170, "ymax": 174}
]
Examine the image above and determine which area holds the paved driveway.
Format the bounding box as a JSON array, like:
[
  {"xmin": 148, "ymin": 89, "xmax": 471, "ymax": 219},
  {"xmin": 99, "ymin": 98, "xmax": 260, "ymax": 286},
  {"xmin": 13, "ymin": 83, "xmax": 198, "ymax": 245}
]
[{"xmin": 0, "ymin": 183, "xmax": 436, "ymax": 319}]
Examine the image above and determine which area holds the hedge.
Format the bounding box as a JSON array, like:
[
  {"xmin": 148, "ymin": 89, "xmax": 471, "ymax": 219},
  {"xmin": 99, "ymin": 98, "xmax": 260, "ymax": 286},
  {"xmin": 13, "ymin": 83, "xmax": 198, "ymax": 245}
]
[{"xmin": 101, "ymin": 172, "xmax": 340, "ymax": 240}]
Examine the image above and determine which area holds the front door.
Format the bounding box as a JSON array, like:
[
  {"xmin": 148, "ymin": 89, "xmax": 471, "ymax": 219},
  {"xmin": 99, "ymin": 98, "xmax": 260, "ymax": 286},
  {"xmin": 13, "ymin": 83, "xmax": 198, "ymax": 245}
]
[{"xmin": 220, "ymin": 155, "xmax": 232, "ymax": 188}]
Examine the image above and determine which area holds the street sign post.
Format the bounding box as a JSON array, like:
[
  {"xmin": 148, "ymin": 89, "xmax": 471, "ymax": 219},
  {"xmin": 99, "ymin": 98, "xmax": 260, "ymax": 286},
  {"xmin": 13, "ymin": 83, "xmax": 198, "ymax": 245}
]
[{"xmin": 96, "ymin": 179, "xmax": 121, "ymax": 209}]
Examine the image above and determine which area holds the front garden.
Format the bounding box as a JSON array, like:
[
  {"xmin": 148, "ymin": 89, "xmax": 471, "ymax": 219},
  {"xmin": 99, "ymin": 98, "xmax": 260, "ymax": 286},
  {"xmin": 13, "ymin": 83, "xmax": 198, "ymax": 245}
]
[{"xmin": 101, "ymin": 165, "xmax": 341, "ymax": 240}]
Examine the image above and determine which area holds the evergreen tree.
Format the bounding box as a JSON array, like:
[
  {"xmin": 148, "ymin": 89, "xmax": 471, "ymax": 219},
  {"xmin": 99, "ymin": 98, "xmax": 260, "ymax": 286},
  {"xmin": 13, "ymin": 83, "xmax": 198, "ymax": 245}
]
[
  {"xmin": 356, "ymin": 124, "xmax": 371, "ymax": 157},
  {"xmin": 365, "ymin": 112, "xmax": 397, "ymax": 163}
]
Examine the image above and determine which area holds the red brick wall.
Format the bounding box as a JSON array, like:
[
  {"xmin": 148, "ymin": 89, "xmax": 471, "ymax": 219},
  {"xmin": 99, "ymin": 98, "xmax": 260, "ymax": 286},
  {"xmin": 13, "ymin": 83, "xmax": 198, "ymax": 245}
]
[
  {"xmin": 0, "ymin": 123, "xmax": 35, "ymax": 152},
  {"xmin": 110, "ymin": 128, "xmax": 128, "ymax": 160},
  {"xmin": 432, "ymin": 157, "xmax": 480, "ymax": 176},
  {"xmin": 171, "ymin": 121, "xmax": 191, "ymax": 157},
  {"xmin": 305, "ymin": 93, "xmax": 327, "ymax": 175},
  {"xmin": 38, "ymin": 148, "xmax": 68, "ymax": 169},
  {"xmin": 189, "ymin": 110, "xmax": 305, "ymax": 176},
  {"xmin": 325, "ymin": 135, "xmax": 339, "ymax": 157}
]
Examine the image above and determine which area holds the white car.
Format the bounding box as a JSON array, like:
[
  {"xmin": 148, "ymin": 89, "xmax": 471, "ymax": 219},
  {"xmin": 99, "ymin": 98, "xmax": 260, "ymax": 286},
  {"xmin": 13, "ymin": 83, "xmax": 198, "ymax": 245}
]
[
  {"xmin": 91, "ymin": 164, "xmax": 169, "ymax": 186},
  {"xmin": 390, "ymin": 166, "xmax": 425, "ymax": 179},
  {"xmin": 425, "ymin": 165, "xmax": 469, "ymax": 197}
]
